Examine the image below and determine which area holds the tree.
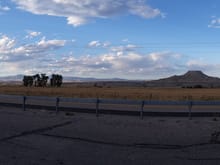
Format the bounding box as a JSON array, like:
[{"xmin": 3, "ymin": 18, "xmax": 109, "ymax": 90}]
[
  {"xmin": 33, "ymin": 74, "xmax": 39, "ymax": 87},
  {"xmin": 23, "ymin": 76, "xmax": 34, "ymax": 87},
  {"xmin": 50, "ymin": 74, "xmax": 63, "ymax": 87},
  {"xmin": 23, "ymin": 74, "xmax": 48, "ymax": 87},
  {"xmin": 37, "ymin": 74, "xmax": 48, "ymax": 87}
]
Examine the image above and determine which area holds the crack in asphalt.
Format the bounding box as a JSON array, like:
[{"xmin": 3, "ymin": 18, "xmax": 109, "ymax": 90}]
[
  {"xmin": 39, "ymin": 133, "xmax": 214, "ymax": 150},
  {"xmin": 0, "ymin": 121, "xmax": 72, "ymax": 142}
]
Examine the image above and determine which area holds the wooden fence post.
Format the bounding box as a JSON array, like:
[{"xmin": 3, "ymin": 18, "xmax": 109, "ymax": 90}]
[
  {"xmin": 140, "ymin": 101, "xmax": 145, "ymax": 119},
  {"xmin": 96, "ymin": 98, "xmax": 99, "ymax": 117},
  {"xmin": 56, "ymin": 97, "xmax": 60, "ymax": 114},
  {"xmin": 23, "ymin": 96, "xmax": 26, "ymax": 111},
  {"xmin": 188, "ymin": 101, "xmax": 192, "ymax": 120}
]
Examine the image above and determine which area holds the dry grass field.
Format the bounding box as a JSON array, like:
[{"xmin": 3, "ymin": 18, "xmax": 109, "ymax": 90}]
[{"xmin": 1, "ymin": 83, "xmax": 220, "ymax": 101}]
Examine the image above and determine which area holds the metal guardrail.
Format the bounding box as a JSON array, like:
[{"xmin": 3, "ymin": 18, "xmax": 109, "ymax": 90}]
[{"xmin": 1, "ymin": 94, "xmax": 220, "ymax": 119}]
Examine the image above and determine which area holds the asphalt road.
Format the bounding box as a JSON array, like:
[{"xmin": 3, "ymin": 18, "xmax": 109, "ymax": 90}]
[{"xmin": 1, "ymin": 106, "xmax": 220, "ymax": 164}]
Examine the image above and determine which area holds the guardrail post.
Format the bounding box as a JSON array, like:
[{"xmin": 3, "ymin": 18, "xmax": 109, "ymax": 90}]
[
  {"xmin": 188, "ymin": 101, "xmax": 193, "ymax": 120},
  {"xmin": 56, "ymin": 97, "xmax": 60, "ymax": 114},
  {"xmin": 140, "ymin": 101, "xmax": 145, "ymax": 119},
  {"xmin": 96, "ymin": 98, "xmax": 99, "ymax": 117},
  {"xmin": 23, "ymin": 96, "xmax": 26, "ymax": 111}
]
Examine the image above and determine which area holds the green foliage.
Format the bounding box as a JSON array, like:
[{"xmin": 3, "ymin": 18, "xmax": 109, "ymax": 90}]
[
  {"xmin": 23, "ymin": 76, "xmax": 34, "ymax": 87},
  {"xmin": 33, "ymin": 73, "xmax": 49, "ymax": 87},
  {"xmin": 23, "ymin": 73, "xmax": 54, "ymax": 87},
  {"xmin": 50, "ymin": 74, "xmax": 63, "ymax": 87}
]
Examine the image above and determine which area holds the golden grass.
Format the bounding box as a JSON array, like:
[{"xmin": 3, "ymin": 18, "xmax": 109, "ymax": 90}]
[{"xmin": 1, "ymin": 84, "xmax": 220, "ymax": 101}]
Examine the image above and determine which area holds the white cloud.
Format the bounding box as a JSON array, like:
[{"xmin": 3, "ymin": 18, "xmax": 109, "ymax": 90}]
[
  {"xmin": 127, "ymin": 1, "xmax": 162, "ymax": 19},
  {"xmin": 110, "ymin": 44, "xmax": 140, "ymax": 56},
  {"xmin": 0, "ymin": 35, "xmax": 16, "ymax": 51},
  {"xmin": 67, "ymin": 16, "xmax": 88, "ymax": 27},
  {"xmin": 0, "ymin": 62, "xmax": 20, "ymax": 75},
  {"xmin": 103, "ymin": 41, "xmax": 111, "ymax": 48},
  {"xmin": 88, "ymin": 40, "xmax": 101, "ymax": 48},
  {"xmin": 0, "ymin": 36, "xmax": 186, "ymax": 78},
  {"xmin": 208, "ymin": 17, "xmax": 220, "ymax": 28},
  {"xmin": 185, "ymin": 59, "xmax": 220, "ymax": 77},
  {"xmin": 37, "ymin": 37, "xmax": 66, "ymax": 49},
  {"xmin": 25, "ymin": 31, "xmax": 41, "ymax": 39},
  {"xmin": 88, "ymin": 40, "xmax": 111, "ymax": 48},
  {"xmin": 149, "ymin": 51, "xmax": 181, "ymax": 62},
  {"xmin": 113, "ymin": 44, "xmax": 139, "ymax": 51},
  {"xmin": 46, "ymin": 51, "xmax": 184, "ymax": 79},
  {"xmin": 0, "ymin": 35, "xmax": 66, "ymax": 62},
  {"xmin": 12, "ymin": 0, "xmax": 163, "ymax": 26},
  {"xmin": 2, "ymin": 34, "xmax": 220, "ymax": 79},
  {"xmin": 122, "ymin": 39, "xmax": 129, "ymax": 43},
  {"xmin": 186, "ymin": 59, "xmax": 211, "ymax": 71},
  {"xmin": 0, "ymin": 5, "xmax": 10, "ymax": 11},
  {"xmin": 0, "ymin": 34, "xmax": 189, "ymax": 79}
]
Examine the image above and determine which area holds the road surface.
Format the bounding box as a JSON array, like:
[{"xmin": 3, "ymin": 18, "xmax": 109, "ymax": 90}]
[{"xmin": 1, "ymin": 106, "xmax": 220, "ymax": 164}]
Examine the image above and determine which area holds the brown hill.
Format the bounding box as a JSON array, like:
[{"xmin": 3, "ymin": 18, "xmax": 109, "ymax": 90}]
[{"xmin": 147, "ymin": 71, "xmax": 220, "ymax": 88}]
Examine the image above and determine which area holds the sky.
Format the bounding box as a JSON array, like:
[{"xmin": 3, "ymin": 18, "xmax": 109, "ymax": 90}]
[{"xmin": 1, "ymin": 0, "xmax": 220, "ymax": 79}]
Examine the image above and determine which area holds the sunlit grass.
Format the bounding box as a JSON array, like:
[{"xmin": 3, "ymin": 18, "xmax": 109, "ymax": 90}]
[{"xmin": 1, "ymin": 84, "xmax": 220, "ymax": 101}]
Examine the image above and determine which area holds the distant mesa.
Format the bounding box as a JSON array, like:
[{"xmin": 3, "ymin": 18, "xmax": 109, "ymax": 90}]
[
  {"xmin": 159, "ymin": 70, "xmax": 218, "ymax": 82},
  {"xmin": 147, "ymin": 70, "xmax": 220, "ymax": 88}
]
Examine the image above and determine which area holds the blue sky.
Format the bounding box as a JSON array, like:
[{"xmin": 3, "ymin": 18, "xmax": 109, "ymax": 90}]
[{"xmin": 1, "ymin": 0, "xmax": 220, "ymax": 79}]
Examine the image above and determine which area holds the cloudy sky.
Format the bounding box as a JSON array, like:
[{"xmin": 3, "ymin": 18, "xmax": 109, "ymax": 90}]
[{"xmin": 1, "ymin": 0, "xmax": 220, "ymax": 79}]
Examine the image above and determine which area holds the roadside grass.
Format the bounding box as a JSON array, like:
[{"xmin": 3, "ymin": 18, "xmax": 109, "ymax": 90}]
[{"xmin": 1, "ymin": 84, "xmax": 220, "ymax": 101}]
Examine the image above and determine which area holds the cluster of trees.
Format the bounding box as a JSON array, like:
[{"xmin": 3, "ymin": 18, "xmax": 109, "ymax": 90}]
[
  {"xmin": 182, "ymin": 85, "xmax": 203, "ymax": 89},
  {"xmin": 23, "ymin": 74, "xmax": 63, "ymax": 87}
]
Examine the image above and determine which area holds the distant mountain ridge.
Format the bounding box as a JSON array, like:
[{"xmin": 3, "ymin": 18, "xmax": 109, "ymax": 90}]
[
  {"xmin": 0, "ymin": 74, "xmax": 24, "ymax": 82},
  {"xmin": 63, "ymin": 76, "xmax": 126, "ymax": 82},
  {"xmin": 0, "ymin": 74, "xmax": 126, "ymax": 82},
  {"xmin": 1, "ymin": 71, "xmax": 220, "ymax": 88}
]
